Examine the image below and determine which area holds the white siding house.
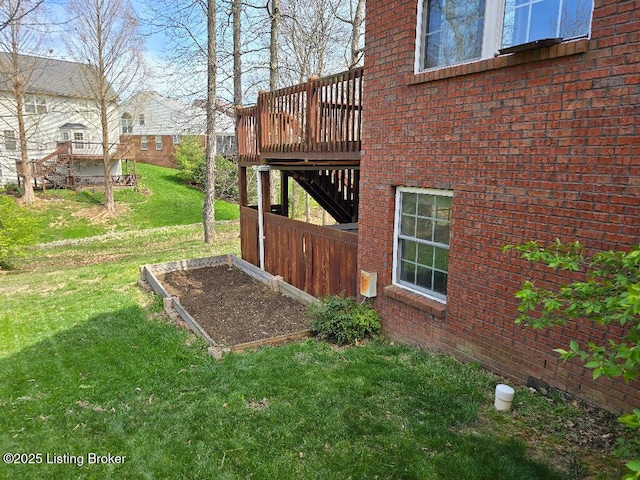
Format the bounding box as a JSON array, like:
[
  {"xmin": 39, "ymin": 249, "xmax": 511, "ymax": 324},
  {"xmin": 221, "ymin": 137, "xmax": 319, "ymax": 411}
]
[{"xmin": 0, "ymin": 53, "xmax": 123, "ymax": 187}]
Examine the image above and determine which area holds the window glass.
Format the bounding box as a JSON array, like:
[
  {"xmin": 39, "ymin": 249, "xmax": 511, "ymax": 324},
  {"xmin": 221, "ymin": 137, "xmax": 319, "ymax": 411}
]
[
  {"xmin": 4, "ymin": 130, "xmax": 16, "ymax": 151},
  {"xmin": 422, "ymin": 0, "xmax": 486, "ymax": 69},
  {"xmin": 121, "ymin": 113, "xmax": 133, "ymax": 134},
  {"xmin": 502, "ymin": 0, "xmax": 593, "ymax": 48},
  {"xmin": 417, "ymin": 0, "xmax": 593, "ymax": 71},
  {"xmin": 395, "ymin": 188, "xmax": 451, "ymax": 300}
]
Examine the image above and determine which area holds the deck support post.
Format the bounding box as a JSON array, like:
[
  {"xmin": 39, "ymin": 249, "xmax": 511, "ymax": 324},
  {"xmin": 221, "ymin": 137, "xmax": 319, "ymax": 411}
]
[
  {"xmin": 255, "ymin": 165, "xmax": 271, "ymax": 271},
  {"xmin": 280, "ymin": 170, "xmax": 289, "ymax": 217}
]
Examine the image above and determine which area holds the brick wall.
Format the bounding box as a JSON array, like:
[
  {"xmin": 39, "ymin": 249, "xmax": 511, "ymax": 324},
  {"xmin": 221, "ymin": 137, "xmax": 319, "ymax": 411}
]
[
  {"xmin": 359, "ymin": 0, "xmax": 640, "ymax": 412},
  {"xmin": 121, "ymin": 135, "xmax": 181, "ymax": 168}
]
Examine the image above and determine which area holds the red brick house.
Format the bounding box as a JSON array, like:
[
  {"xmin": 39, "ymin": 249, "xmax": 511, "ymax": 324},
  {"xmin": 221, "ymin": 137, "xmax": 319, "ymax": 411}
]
[
  {"xmin": 237, "ymin": 0, "xmax": 639, "ymax": 412},
  {"xmin": 120, "ymin": 92, "xmax": 236, "ymax": 168}
]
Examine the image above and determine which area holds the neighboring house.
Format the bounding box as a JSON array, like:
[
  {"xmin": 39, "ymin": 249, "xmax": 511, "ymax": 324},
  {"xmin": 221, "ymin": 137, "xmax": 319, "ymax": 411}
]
[
  {"xmin": 237, "ymin": 0, "xmax": 639, "ymax": 413},
  {"xmin": 0, "ymin": 53, "xmax": 127, "ymax": 188},
  {"xmin": 119, "ymin": 92, "xmax": 236, "ymax": 169}
]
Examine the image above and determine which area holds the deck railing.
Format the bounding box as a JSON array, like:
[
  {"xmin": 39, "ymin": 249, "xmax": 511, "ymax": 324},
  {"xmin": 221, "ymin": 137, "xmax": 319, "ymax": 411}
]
[{"xmin": 237, "ymin": 67, "xmax": 363, "ymax": 164}]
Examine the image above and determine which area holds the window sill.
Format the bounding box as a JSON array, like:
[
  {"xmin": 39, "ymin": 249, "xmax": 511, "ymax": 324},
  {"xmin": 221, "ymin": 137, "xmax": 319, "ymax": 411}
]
[
  {"xmin": 383, "ymin": 284, "xmax": 446, "ymax": 320},
  {"xmin": 409, "ymin": 38, "xmax": 589, "ymax": 85}
]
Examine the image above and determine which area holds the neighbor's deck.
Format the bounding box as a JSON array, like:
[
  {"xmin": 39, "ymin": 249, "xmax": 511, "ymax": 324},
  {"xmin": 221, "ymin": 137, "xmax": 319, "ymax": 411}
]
[{"xmin": 236, "ymin": 67, "xmax": 363, "ymax": 166}]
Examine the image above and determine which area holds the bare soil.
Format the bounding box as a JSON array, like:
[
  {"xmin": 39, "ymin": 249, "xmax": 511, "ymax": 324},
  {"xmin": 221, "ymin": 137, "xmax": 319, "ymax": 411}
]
[{"xmin": 157, "ymin": 265, "xmax": 310, "ymax": 346}]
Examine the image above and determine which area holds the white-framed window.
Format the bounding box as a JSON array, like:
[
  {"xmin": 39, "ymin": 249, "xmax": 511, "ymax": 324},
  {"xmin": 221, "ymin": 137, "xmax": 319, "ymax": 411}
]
[
  {"xmin": 393, "ymin": 187, "xmax": 452, "ymax": 302},
  {"xmin": 172, "ymin": 134, "xmax": 180, "ymax": 144},
  {"xmin": 121, "ymin": 113, "xmax": 133, "ymax": 134},
  {"xmin": 73, "ymin": 132, "xmax": 86, "ymax": 150},
  {"xmin": 24, "ymin": 95, "xmax": 47, "ymax": 114},
  {"xmin": 4, "ymin": 130, "xmax": 16, "ymax": 151},
  {"xmin": 139, "ymin": 114, "xmax": 145, "ymax": 126},
  {"xmin": 141, "ymin": 135, "xmax": 148, "ymax": 150},
  {"xmin": 155, "ymin": 136, "xmax": 162, "ymax": 150},
  {"xmin": 415, "ymin": 0, "xmax": 593, "ymax": 71}
]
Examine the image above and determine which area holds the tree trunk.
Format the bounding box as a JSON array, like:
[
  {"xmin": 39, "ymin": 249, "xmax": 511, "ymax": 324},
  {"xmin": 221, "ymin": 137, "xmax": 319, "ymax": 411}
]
[
  {"xmin": 232, "ymin": 0, "xmax": 242, "ymax": 107},
  {"xmin": 269, "ymin": 0, "xmax": 280, "ymax": 91},
  {"xmin": 16, "ymin": 100, "xmax": 35, "ymax": 204},
  {"xmin": 203, "ymin": 0, "xmax": 217, "ymax": 243},
  {"xmin": 350, "ymin": 0, "xmax": 365, "ymax": 68}
]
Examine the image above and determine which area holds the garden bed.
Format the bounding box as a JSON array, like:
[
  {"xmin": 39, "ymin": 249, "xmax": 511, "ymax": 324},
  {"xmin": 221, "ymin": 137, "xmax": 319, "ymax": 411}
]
[{"xmin": 141, "ymin": 254, "xmax": 315, "ymax": 351}]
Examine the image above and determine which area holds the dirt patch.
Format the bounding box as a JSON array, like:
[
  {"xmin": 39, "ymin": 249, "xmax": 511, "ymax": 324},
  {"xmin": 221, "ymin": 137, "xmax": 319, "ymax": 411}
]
[{"xmin": 157, "ymin": 265, "xmax": 310, "ymax": 346}]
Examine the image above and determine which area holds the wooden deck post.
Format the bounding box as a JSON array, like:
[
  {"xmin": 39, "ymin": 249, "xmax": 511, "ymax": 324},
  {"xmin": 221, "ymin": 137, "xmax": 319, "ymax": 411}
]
[
  {"xmin": 280, "ymin": 170, "xmax": 289, "ymax": 217},
  {"xmin": 238, "ymin": 165, "xmax": 248, "ymax": 206}
]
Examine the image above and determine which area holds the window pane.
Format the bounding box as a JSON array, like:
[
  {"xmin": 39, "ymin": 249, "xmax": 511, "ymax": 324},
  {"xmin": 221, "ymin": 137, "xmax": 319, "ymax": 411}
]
[
  {"xmin": 423, "ymin": 0, "xmax": 486, "ymax": 69},
  {"xmin": 402, "ymin": 192, "xmax": 417, "ymax": 215},
  {"xmin": 434, "ymin": 221, "xmax": 450, "ymax": 244},
  {"xmin": 416, "ymin": 266, "xmax": 433, "ymax": 290},
  {"xmin": 530, "ymin": 0, "xmax": 560, "ymax": 40},
  {"xmin": 402, "ymin": 238, "xmax": 418, "ymax": 263},
  {"xmin": 503, "ymin": 0, "xmax": 592, "ymax": 48},
  {"xmin": 560, "ymin": 0, "xmax": 593, "ymax": 38},
  {"xmin": 436, "ymin": 196, "xmax": 452, "ymax": 221},
  {"xmin": 434, "ymin": 247, "xmax": 449, "ymax": 271},
  {"xmin": 416, "ymin": 219, "xmax": 434, "ymax": 241},
  {"xmin": 401, "ymin": 214, "xmax": 416, "ymax": 237},
  {"xmin": 433, "ymin": 271, "xmax": 448, "ymax": 295},
  {"xmin": 417, "ymin": 243, "xmax": 434, "ymax": 267},
  {"xmin": 400, "ymin": 260, "xmax": 416, "ymax": 284},
  {"xmin": 417, "ymin": 193, "xmax": 434, "ymax": 217}
]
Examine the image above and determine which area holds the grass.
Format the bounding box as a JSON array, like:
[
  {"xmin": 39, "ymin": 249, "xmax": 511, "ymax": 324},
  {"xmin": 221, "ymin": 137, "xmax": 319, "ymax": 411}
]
[
  {"xmin": 21, "ymin": 163, "xmax": 239, "ymax": 243},
  {"xmin": 0, "ymin": 171, "xmax": 629, "ymax": 479}
]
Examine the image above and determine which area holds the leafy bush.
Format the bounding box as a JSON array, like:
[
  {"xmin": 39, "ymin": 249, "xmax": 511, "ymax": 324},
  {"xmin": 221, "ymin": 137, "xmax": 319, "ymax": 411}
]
[
  {"xmin": 505, "ymin": 240, "xmax": 640, "ymax": 479},
  {"xmin": 0, "ymin": 196, "xmax": 40, "ymax": 269},
  {"xmin": 174, "ymin": 136, "xmax": 256, "ymax": 203},
  {"xmin": 175, "ymin": 135, "xmax": 206, "ymax": 185},
  {"xmin": 307, "ymin": 294, "xmax": 381, "ymax": 345}
]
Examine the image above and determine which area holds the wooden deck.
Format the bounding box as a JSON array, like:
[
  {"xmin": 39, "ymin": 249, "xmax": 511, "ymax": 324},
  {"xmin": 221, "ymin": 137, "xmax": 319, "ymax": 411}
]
[{"xmin": 237, "ymin": 67, "xmax": 363, "ymax": 166}]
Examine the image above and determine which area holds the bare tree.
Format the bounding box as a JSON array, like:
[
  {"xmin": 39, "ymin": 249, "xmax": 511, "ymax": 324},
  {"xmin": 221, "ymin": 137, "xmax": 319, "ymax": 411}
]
[
  {"xmin": 0, "ymin": 0, "xmax": 44, "ymax": 33},
  {"xmin": 63, "ymin": 0, "xmax": 145, "ymax": 212},
  {"xmin": 0, "ymin": 0, "xmax": 47, "ymax": 204},
  {"xmin": 336, "ymin": 0, "xmax": 365, "ymax": 68},
  {"xmin": 203, "ymin": 0, "xmax": 217, "ymax": 243},
  {"xmin": 232, "ymin": 0, "xmax": 242, "ymax": 106}
]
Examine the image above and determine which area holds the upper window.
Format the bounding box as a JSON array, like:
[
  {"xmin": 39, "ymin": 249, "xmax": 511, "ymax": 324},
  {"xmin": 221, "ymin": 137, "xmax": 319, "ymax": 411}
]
[
  {"xmin": 24, "ymin": 95, "xmax": 47, "ymax": 114},
  {"xmin": 393, "ymin": 187, "xmax": 452, "ymax": 302},
  {"xmin": 73, "ymin": 132, "xmax": 86, "ymax": 150},
  {"xmin": 4, "ymin": 130, "xmax": 16, "ymax": 151},
  {"xmin": 121, "ymin": 113, "xmax": 133, "ymax": 135},
  {"xmin": 416, "ymin": 0, "xmax": 593, "ymax": 71},
  {"xmin": 139, "ymin": 114, "xmax": 145, "ymax": 126}
]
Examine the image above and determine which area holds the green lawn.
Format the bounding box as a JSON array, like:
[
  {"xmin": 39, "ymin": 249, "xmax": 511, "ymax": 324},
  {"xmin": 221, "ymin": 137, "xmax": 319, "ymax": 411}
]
[
  {"xmin": 25, "ymin": 163, "xmax": 239, "ymax": 243},
  {"xmin": 0, "ymin": 171, "xmax": 627, "ymax": 479}
]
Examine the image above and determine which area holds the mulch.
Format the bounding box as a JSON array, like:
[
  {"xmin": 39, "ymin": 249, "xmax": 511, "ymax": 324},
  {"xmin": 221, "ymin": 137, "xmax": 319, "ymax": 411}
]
[{"xmin": 157, "ymin": 265, "xmax": 310, "ymax": 347}]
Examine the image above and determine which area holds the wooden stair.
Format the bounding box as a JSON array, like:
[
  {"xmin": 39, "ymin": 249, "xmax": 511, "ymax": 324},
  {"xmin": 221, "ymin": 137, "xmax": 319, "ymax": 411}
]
[{"xmin": 289, "ymin": 168, "xmax": 359, "ymax": 224}]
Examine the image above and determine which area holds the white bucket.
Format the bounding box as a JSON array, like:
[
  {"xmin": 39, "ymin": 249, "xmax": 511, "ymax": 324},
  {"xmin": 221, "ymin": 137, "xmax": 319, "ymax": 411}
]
[{"xmin": 494, "ymin": 384, "xmax": 515, "ymax": 411}]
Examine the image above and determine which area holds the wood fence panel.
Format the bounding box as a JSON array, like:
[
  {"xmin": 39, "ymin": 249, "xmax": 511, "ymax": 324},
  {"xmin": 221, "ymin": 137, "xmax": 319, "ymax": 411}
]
[
  {"xmin": 263, "ymin": 212, "xmax": 357, "ymax": 298},
  {"xmin": 240, "ymin": 207, "xmax": 259, "ymax": 267}
]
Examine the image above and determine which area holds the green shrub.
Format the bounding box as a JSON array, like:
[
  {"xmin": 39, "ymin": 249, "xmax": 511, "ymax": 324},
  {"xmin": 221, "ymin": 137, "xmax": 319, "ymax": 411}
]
[
  {"xmin": 307, "ymin": 294, "xmax": 381, "ymax": 345},
  {"xmin": 0, "ymin": 196, "xmax": 40, "ymax": 269},
  {"xmin": 175, "ymin": 135, "xmax": 206, "ymax": 185}
]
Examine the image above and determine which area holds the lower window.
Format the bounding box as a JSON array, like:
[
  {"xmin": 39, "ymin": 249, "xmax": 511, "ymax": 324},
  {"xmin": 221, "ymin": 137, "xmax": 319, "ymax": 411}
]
[{"xmin": 393, "ymin": 187, "xmax": 452, "ymax": 302}]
